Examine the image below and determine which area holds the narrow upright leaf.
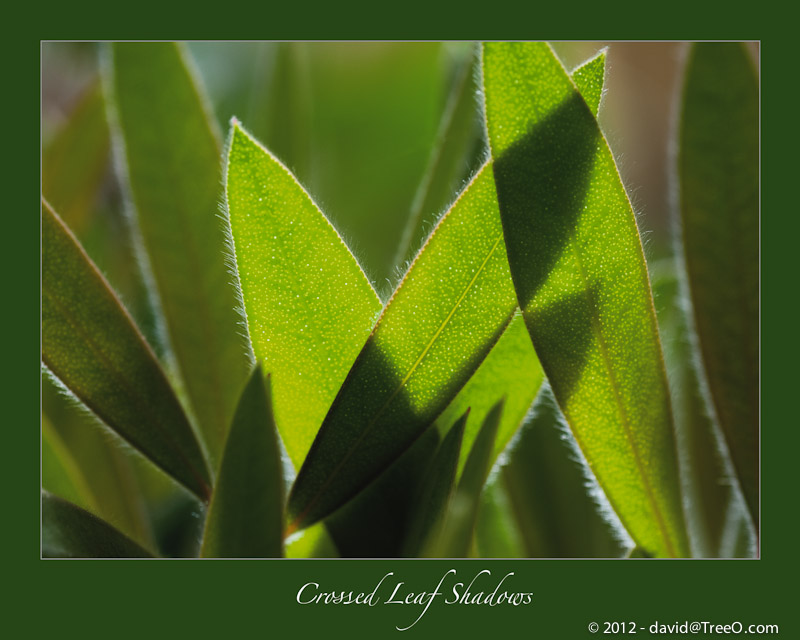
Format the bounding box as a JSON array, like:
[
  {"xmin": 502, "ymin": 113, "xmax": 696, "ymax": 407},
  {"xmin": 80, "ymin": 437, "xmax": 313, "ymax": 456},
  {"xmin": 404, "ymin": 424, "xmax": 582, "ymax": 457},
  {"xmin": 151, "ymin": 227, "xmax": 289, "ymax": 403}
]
[
  {"xmin": 106, "ymin": 42, "xmax": 248, "ymax": 461},
  {"xmin": 403, "ymin": 411, "xmax": 468, "ymax": 557},
  {"xmin": 394, "ymin": 46, "xmax": 484, "ymax": 269},
  {"xmin": 483, "ymin": 42, "xmax": 688, "ymax": 557},
  {"xmin": 425, "ymin": 402, "xmax": 503, "ymax": 557},
  {"xmin": 201, "ymin": 365, "xmax": 284, "ymax": 558},
  {"xmin": 225, "ymin": 122, "xmax": 383, "ymax": 468},
  {"xmin": 678, "ymin": 42, "xmax": 759, "ymax": 525},
  {"xmin": 42, "ymin": 415, "xmax": 97, "ymax": 513},
  {"xmin": 42, "ymin": 200, "xmax": 211, "ymax": 500},
  {"xmin": 42, "ymin": 492, "xmax": 153, "ymax": 558}
]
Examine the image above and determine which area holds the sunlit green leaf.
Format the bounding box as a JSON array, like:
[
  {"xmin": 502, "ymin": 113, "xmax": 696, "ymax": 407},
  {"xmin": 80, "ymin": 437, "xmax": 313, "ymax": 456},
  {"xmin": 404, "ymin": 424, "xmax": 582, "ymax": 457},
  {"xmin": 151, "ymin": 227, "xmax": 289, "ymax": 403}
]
[
  {"xmin": 678, "ymin": 42, "xmax": 759, "ymax": 526},
  {"xmin": 42, "ymin": 200, "xmax": 211, "ymax": 501},
  {"xmin": 106, "ymin": 42, "xmax": 249, "ymax": 462},
  {"xmin": 571, "ymin": 49, "xmax": 606, "ymax": 117},
  {"xmin": 483, "ymin": 42, "xmax": 688, "ymax": 557},
  {"xmin": 474, "ymin": 475, "xmax": 526, "ymax": 558},
  {"xmin": 425, "ymin": 402, "xmax": 503, "ymax": 557},
  {"xmin": 42, "ymin": 491, "xmax": 154, "ymax": 558},
  {"xmin": 201, "ymin": 365, "xmax": 284, "ymax": 558},
  {"xmin": 402, "ymin": 412, "xmax": 467, "ymax": 557},
  {"xmin": 225, "ymin": 122, "xmax": 383, "ymax": 469}
]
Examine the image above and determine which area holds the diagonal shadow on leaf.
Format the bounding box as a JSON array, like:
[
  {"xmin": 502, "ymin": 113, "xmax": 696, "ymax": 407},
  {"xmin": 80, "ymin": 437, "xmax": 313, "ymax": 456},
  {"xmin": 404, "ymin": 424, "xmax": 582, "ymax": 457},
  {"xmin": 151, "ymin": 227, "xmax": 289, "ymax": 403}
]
[
  {"xmin": 530, "ymin": 287, "xmax": 597, "ymax": 404},
  {"xmin": 493, "ymin": 93, "xmax": 599, "ymax": 303}
]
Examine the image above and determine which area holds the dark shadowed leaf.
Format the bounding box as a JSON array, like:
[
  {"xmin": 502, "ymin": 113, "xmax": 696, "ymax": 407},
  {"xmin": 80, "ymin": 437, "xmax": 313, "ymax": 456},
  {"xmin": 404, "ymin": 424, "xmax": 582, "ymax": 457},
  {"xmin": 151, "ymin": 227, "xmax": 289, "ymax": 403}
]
[
  {"xmin": 42, "ymin": 491, "xmax": 154, "ymax": 558},
  {"xmin": 106, "ymin": 42, "xmax": 249, "ymax": 462},
  {"xmin": 42, "ymin": 200, "xmax": 211, "ymax": 500},
  {"xmin": 424, "ymin": 402, "xmax": 503, "ymax": 557},
  {"xmin": 403, "ymin": 412, "xmax": 468, "ymax": 557},
  {"xmin": 483, "ymin": 42, "xmax": 688, "ymax": 557},
  {"xmin": 201, "ymin": 365, "xmax": 284, "ymax": 558},
  {"xmin": 678, "ymin": 42, "xmax": 759, "ymax": 526}
]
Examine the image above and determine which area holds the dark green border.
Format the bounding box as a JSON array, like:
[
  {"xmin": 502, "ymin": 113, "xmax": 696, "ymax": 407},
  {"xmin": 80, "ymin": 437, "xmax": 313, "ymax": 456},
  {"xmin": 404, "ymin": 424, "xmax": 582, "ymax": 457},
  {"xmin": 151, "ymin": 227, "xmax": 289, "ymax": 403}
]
[{"xmin": 14, "ymin": 6, "xmax": 791, "ymax": 637}]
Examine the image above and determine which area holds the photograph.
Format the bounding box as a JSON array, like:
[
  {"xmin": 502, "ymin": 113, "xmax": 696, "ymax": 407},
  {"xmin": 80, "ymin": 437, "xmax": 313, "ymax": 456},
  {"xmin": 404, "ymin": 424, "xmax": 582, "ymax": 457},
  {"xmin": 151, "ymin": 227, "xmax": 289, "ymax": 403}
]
[{"xmin": 41, "ymin": 42, "xmax": 758, "ymax": 567}]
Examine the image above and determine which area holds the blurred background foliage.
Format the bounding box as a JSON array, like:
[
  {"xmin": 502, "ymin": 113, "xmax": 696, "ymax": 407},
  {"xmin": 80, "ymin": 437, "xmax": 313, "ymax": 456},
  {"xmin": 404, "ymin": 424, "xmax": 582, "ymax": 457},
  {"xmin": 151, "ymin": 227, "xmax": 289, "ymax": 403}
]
[{"xmin": 41, "ymin": 42, "xmax": 758, "ymax": 558}]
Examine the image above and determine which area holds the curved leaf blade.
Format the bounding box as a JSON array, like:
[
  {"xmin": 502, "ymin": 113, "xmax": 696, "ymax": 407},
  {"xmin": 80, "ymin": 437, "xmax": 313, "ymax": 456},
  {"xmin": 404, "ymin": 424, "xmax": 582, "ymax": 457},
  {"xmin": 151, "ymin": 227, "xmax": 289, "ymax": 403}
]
[
  {"xmin": 201, "ymin": 365, "xmax": 284, "ymax": 558},
  {"xmin": 678, "ymin": 42, "xmax": 759, "ymax": 525},
  {"xmin": 225, "ymin": 122, "xmax": 383, "ymax": 468},
  {"xmin": 483, "ymin": 42, "xmax": 688, "ymax": 557},
  {"xmin": 42, "ymin": 200, "xmax": 211, "ymax": 500},
  {"xmin": 42, "ymin": 491, "xmax": 154, "ymax": 558},
  {"xmin": 105, "ymin": 42, "xmax": 249, "ymax": 462}
]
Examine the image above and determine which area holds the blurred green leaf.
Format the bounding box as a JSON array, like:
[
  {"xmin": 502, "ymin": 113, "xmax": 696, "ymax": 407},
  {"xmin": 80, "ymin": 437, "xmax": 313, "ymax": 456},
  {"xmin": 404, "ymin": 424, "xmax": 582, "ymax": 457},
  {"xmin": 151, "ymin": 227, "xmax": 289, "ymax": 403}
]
[
  {"xmin": 42, "ymin": 200, "xmax": 211, "ymax": 501},
  {"xmin": 474, "ymin": 475, "xmax": 526, "ymax": 558},
  {"xmin": 402, "ymin": 412, "xmax": 467, "ymax": 557},
  {"xmin": 501, "ymin": 385, "xmax": 628, "ymax": 558},
  {"xmin": 286, "ymin": 164, "xmax": 518, "ymax": 532},
  {"xmin": 42, "ymin": 415, "xmax": 97, "ymax": 512},
  {"xmin": 42, "ymin": 491, "xmax": 154, "ymax": 558},
  {"xmin": 201, "ymin": 365, "xmax": 284, "ymax": 558},
  {"xmin": 42, "ymin": 79, "xmax": 109, "ymax": 234},
  {"xmin": 678, "ymin": 42, "xmax": 759, "ymax": 526},
  {"xmin": 106, "ymin": 42, "xmax": 249, "ymax": 462},
  {"xmin": 425, "ymin": 402, "xmax": 503, "ymax": 557},
  {"xmin": 394, "ymin": 46, "xmax": 484, "ymax": 269},
  {"xmin": 225, "ymin": 122, "xmax": 383, "ymax": 469},
  {"xmin": 483, "ymin": 42, "xmax": 688, "ymax": 557}
]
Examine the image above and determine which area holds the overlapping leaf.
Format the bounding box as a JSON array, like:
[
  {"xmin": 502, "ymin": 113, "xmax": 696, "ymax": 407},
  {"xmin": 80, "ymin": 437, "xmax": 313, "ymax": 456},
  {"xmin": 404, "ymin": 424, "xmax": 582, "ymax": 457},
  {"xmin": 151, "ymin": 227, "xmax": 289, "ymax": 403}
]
[
  {"xmin": 286, "ymin": 52, "xmax": 610, "ymax": 533},
  {"xmin": 201, "ymin": 365, "xmax": 284, "ymax": 558},
  {"xmin": 42, "ymin": 200, "xmax": 211, "ymax": 500},
  {"xmin": 225, "ymin": 122, "xmax": 383, "ymax": 469},
  {"xmin": 106, "ymin": 42, "xmax": 248, "ymax": 462},
  {"xmin": 678, "ymin": 42, "xmax": 759, "ymax": 526},
  {"xmin": 42, "ymin": 491, "xmax": 153, "ymax": 558},
  {"xmin": 483, "ymin": 42, "xmax": 688, "ymax": 557}
]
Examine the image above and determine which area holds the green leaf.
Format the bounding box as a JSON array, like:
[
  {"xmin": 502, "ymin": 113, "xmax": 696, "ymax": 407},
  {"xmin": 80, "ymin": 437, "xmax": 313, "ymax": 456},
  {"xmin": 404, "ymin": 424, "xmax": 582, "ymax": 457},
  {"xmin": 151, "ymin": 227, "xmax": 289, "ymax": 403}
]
[
  {"xmin": 286, "ymin": 164, "xmax": 518, "ymax": 532},
  {"xmin": 424, "ymin": 402, "xmax": 503, "ymax": 557},
  {"xmin": 434, "ymin": 314, "xmax": 543, "ymax": 477},
  {"xmin": 201, "ymin": 365, "xmax": 284, "ymax": 558},
  {"xmin": 402, "ymin": 411, "xmax": 467, "ymax": 557},
  {"xmin": 325, "ymin": 427, "xmax": 441, "ymax": 557},
  {"xmin": 285, "ymin": 49, "xmax": 605, "ymax": 533},
  {"xmin": 225, "ymin": 122, "xmax": 383, "ymax": 469},
  {"xmin": 42, "ymin": 79, "xmax": 110, "ymax": 234},
  {"xmin": 43, "ymin": 374, "xmax": 156, "ymax": 549},
  {"xmin": 501, "ymin": 385, "xmax": 629, "ymax": 558},
  {"xmin": 42, "ymin": 491, "xmax": 154, "ymax": 558},
  {"xmin": 678, "ymin": 42, "xmax": 759, "ymax": 526},
  {"xmin": 42, "ymin": 200, "xmax": 212, "ymax": 501},
  {"xmin": 474, "ymin": 475, "xmax": 526, "ymax": 558},
  {"xmin": 571, "ymin": 50, "xmax": 606, "ymax": 117},
  {"xmin": 483, "ymin": 42, "xmax": 688, "ymax": 557},
  {"xmin": 394, "ymin": 46, "xmax": 484, "ymax": 269},
  {"xmin": 105, "ymin": 42, "xmax": 249, "ymax": 462},
  {"xmin": 42, "ymin": 415, "xmax": 97, "ymax": 512}
]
